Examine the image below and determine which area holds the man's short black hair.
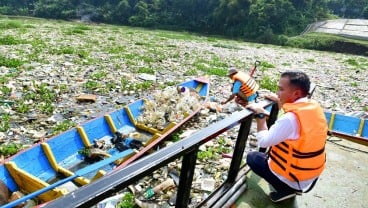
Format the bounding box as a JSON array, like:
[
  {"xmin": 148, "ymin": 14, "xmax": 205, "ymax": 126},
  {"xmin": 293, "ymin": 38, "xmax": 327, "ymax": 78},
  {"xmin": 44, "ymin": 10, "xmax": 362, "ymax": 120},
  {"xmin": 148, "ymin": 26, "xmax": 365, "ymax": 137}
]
[{"xmin": 281, "ymin": 71, "xmax": 310, "ymax": 96}]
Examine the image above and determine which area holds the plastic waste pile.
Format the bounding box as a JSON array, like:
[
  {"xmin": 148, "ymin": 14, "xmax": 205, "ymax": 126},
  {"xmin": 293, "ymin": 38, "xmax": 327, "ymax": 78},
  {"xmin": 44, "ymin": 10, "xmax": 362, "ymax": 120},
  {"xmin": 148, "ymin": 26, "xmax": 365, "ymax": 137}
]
[{"xmin": 137, "ymin": 86, "xmax": 202, "ymax": 130}]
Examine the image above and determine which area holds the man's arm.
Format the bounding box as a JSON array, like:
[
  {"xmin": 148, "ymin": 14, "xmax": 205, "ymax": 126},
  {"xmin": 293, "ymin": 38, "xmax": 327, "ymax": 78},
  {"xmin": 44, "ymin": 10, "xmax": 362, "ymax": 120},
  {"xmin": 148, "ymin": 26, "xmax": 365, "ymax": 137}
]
[
  {"xmin": 246, "ymin": 102, "xmax": 298, "ymax": 147},
  {"xmin": 222, "ymin": 81, "xmax": 242, "ymax": 105},
  {"xmin": 221, "ymin": 94, "xmax": 236, "ymax": 105},
  {"xmin": 255, "ymin": 114, "xmax": 268, "ymax": 132},
  {"xmin": 247, "ymin": 105, "xmax": 269, "ymax": 132}
]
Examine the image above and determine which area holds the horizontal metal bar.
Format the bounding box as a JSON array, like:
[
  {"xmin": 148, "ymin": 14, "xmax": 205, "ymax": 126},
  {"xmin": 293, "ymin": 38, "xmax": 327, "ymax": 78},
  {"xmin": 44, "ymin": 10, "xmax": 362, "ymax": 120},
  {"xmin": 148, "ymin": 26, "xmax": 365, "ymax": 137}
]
[
  {"xmin": 198, "ymin": 162, "xmax": 251, "ymax": 207},
  {"xmin": 211, "ymin": 165, "xmax": 250, "ymax": 208}
]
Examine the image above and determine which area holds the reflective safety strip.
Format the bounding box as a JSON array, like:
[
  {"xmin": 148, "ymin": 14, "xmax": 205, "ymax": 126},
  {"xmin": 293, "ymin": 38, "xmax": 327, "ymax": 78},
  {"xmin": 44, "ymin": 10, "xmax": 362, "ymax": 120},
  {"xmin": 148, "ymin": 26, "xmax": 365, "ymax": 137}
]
[
  {"xmin": 4, "ymin": 162, "xmax": 67, "ymax": 202},
  {"xmin": 41, "ymin": 143, "xmax": 90, "ymax": 186},
  {"xmin": 124, "ymin": 106, "xmax": 137, "ymax": 126},
  {"xmin": 77, "ymin": 126, "xmax": 91, "ymax": 147},
  {"xmin": 104, "ymin": 114, "xmax": 117, "ymax": 133},
  {"xmin": 41, "ymin": 143, "xmax": 58, "ymax": 171},
  {"xmin": 328, "ymin": 113, "xmax": 335, "ymax": 130},
  {"xmin": 162, "ymin": 122, "xmax": 177, "ymax": 133},
  {"xmin": 357, "ymin": 118, "xmax": 365, "ymax": 137},
  {"xmin": 195, "ymin": 83, "xmax": 203, "ymax": 93}
]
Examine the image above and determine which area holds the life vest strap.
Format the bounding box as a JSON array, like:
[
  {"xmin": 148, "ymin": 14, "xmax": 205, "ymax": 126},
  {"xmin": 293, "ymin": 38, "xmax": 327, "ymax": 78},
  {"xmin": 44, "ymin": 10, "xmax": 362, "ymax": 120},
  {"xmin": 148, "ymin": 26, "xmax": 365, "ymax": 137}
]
[
  {"xmin": 292, "ymin": 147, "xmax": 325, "ymax": 158},
  {"xmin": 269, "ymin": 153, "xmax": 286, "ymax": 171},
  {"xmin": 274, "ymin": 144, "xmax": 288, "ymax": 154},
  {"xmin": 290, "ymin": 162, "xmax": 324, "ymax": 171},
  {"xmin": 289, "ymin": 172, "xmax": 319, "ymax": 193}
]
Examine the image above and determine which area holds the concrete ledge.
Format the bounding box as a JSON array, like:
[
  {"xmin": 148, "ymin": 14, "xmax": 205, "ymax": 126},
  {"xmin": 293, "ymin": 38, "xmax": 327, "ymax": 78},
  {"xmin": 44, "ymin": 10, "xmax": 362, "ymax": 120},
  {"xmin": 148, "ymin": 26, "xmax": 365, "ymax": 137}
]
[{"xmin": 235, "ymin": 137, "xmax": 368, "ymax": 208}]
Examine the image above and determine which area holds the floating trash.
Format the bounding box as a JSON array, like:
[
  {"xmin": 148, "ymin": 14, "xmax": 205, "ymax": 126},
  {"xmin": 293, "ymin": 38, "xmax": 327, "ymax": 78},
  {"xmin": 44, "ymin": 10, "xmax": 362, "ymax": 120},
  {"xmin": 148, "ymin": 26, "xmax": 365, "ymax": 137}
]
[
  {"xmin": 137, "ymin": 86, "xmax": 203, "ymax": 130},
  {"xmin": 143, "ymin": 178, "xmax": 175, "ymax": 199},
  {"xmin": 96, "ymin": 193, "xmax": 125, "ymax": 208}
]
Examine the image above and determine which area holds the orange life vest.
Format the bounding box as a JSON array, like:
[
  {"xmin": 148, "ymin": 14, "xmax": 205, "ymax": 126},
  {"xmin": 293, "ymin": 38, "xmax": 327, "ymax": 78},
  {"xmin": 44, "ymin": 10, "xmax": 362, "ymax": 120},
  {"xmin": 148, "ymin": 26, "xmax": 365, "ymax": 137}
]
[
  {"xmin": 269, "ymin": 101, "xmax": 327, "ymax": 182},
  {"xmin": 232, "ymin": 71, "xmax": 259, "ymax": 97}
]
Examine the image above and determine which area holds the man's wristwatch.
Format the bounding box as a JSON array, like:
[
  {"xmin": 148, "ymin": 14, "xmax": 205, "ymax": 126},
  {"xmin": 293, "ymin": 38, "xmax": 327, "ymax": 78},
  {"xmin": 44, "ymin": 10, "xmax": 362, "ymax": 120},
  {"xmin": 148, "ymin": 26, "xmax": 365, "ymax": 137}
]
[{"xmin": 254, "ymin": 113, "xmax": 266, "ymax": 119}]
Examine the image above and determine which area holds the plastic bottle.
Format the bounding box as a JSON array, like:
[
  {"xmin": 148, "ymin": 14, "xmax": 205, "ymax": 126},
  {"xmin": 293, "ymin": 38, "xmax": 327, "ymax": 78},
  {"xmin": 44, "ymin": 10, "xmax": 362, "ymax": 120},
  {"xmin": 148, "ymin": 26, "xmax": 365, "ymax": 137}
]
[
  {"xmin": 177, "ymin": 86, "xmax": 190, "ymax": 96},
  {"xmin": 143, "ymin": 178, "xmax": 175, "ymax": 199}
]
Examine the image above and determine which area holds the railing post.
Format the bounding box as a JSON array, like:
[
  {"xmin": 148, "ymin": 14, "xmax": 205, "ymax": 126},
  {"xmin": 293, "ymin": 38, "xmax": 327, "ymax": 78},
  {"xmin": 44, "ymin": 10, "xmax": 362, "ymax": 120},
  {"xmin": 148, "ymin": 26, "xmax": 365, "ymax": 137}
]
[
  {"xmin": 175, "ymin": 148, "xmax": 198, "ymax": 208},
  {"xmin": 267, "ymin": 102, "xmax": 279, "ymax": 128},
  {"xmin": 259, "ymin": 102, "xmax": 279, "ymax": 153},
  {"xmin": 226, "ymin": 116, "xmax": 253, "ymax": 183}
]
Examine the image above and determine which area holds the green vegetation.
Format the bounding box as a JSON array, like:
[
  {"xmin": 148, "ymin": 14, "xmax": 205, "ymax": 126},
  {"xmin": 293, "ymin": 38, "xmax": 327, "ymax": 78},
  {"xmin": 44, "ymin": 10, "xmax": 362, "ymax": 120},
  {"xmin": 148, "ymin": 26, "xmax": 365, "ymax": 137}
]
[
  {"xmin": 0, "ymin": 55, "xmax": 24, "ymax": 68},
  {"xmin": 56, "ymin": 83, "xmax": 69, "ymax": 94},
  {"xmin": 0, "ymin": 113, "xmax": 10, "ymax": 132},
  {"xmin": 90, "ymin": 71, "xmax": 107, "ymax": 80},
  {"xmin": 170, "ymin": 133, "xmax": 180, "ymax": 142},
  {"xmin": 109, "ymin": 46, "xmax": 126, "ymax": 54},
  {"xmin": 184, "ymin": 68, "xmax": 198, "ymax": 76},
  {"xmin": 213, "ymin": 43, "xmax": 241, "ymax": 50},
  {"xmin": 15, "ymin": 101, "xmax": 30, "ymax": 113},
  {"xmin": 0, "ymin": 35, "xmax": 26, "ymax": 45},
  {"xmin": 306, "ymin": 58, "xmax": 315, "ymax": 63},
  {"xmin": 0, "ymin": 142, "xmax": 22, "ymax": 157},
  {"xmin": 52, "ymin": 120, "xmax": 75, "ymax": 135},
  {"xmin": 78, "ymin": 147, "xmax": 91, "ymax": 156},
  {"xmin": 285, "ymin": 33, "xmax": 368, "ymax": 56},
  {"xmin": 164, "ymin": 81, "xmax": 178, "ymax": 87},
  {"xmin": 0, "ymin": 20, "xmax": 23, "ymax": 29},
  {"xmin": 193, "ymin": 57, "xmax": 228, "ymax": 76},
  {"xmin": 37, "ymin": 83, "xmax": 57, "ymax": 102},
  {"xmin": 64, "ymin": 28, "xmax": 86, "ymax": 35},
  {"xmin": 117, "ymin": 192, "xmax": 135, "ymax": 208},
  {"xmin": 38, "ymin": 102, "xmax": 55, "ymax": 114},
  {"xmin": 14, "ymin": 83, "xmax": 58, "ymax": 115},
  {"xmin": 259, "ymin": 75, "xmax": 278, "ymax": 92},
  {"xmin": 260, "ymin": 61, "xmax": 276, "ymax": 70},
  {"xmin": 137, "ymin": 67, "xmax": 155, "ymax": 74},
  {"xmin": 73, "ymin": 24, "xmax": 91, "ymax": 31},
  {"xmin": 135, "ymin": 81, "xmax": 153, "ymax": 90},
  {"xmin": 60, "ymin": 23, "xmax": 91, "ymax": 35},
  {"xmin": 345, "ymin": 58, "xmax": 360, "ymax": 67},
  {"xmin": 0, "ymin": 0, "xmax": 346, "ymax": 47},
  {"xmin": 120, "ymin": 78, "xmax": 130, "ymax": 89},
  {"xmin": 0, "ymin": 14, "xmax": 365, "ymax": 158},
  {"xmin": 84, "ymin": 80, "xmax": 101, "ymax": 91},
  {"xmin": 197, "ymin": 137, "xmax": 231, "ymax": 161},
  {"xmin": 50, "ymin": 46, "xmax": 89, "ymax": 58},
  {"xmin": 0, "ymin": 85, "xmax": 11, "ymax": 96},
  {"xmin": 363, "ymin": 106, "xmax": 368, "ymax": 112},
  {"xmin": 197, "ymin": 149, "xmax": 214, "ymax": 161},
  {"xmin": 351, "ymin": 96, "xmax": 361, "ymax": 103}
]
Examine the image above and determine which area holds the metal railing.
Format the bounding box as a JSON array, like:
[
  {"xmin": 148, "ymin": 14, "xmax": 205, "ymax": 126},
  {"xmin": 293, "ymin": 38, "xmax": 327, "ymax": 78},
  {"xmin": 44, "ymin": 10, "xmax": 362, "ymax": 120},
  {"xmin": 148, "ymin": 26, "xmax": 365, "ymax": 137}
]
[{"xmin": 45, "ymin": 100, "xmax": 278, "ymax": 208}]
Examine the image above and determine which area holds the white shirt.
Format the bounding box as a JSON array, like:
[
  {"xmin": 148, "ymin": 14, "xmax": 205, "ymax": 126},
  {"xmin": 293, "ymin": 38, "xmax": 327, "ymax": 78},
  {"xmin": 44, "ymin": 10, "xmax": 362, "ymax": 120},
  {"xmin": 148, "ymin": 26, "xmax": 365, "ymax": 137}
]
[{"xmin": 256, "ymin": 97, "xmax": 318, "ymax": 191}]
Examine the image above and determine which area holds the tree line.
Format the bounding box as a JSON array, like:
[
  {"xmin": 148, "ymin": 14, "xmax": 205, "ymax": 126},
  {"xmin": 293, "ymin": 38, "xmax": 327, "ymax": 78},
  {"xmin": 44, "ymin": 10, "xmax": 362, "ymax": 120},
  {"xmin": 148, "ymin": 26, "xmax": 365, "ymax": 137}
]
[{"xmin": 1, "ymin": 0, "xmax": 368, "ymax": 44}]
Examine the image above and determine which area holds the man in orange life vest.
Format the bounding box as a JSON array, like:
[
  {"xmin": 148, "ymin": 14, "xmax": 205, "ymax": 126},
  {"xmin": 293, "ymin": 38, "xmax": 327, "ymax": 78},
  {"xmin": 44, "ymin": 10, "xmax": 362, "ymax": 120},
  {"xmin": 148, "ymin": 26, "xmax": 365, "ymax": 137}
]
[
  {"xmin": 221, "ymin": 67, "xmax": 259, "ymax": 106},
  {"xmin": 245, "ymin": 71, "xmax": 327, "ymax": 202}
]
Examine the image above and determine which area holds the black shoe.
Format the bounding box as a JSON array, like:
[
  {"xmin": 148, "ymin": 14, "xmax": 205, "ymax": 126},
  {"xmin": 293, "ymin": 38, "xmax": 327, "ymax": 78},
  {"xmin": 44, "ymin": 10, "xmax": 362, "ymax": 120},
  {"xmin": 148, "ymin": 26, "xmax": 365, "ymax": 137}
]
[{"xmin": 269, "ymin": 191, "xmax": 296, "ymax": 202}]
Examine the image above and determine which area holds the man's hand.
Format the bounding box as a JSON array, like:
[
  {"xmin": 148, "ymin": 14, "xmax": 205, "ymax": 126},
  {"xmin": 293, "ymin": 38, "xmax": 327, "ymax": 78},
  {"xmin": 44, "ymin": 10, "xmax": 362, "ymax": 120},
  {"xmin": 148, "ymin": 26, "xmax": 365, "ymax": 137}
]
[
  {"xmin": 235, "ymin": 96, "xmax": 248, "ymax": 107},
  {"xmin": 264, "ymin": 93, "xmax": 281, "ymax": 109},
  {"xmin": 221, "ymin": 94, "xmax": 236, "ymax": 105},
  {"xmin": 245, "ymin": 103, "xmax": 267, "ymax": 115},
  {"xmin": 264, "ymin": 92, "xmax": 279, "ymax": 102}
]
